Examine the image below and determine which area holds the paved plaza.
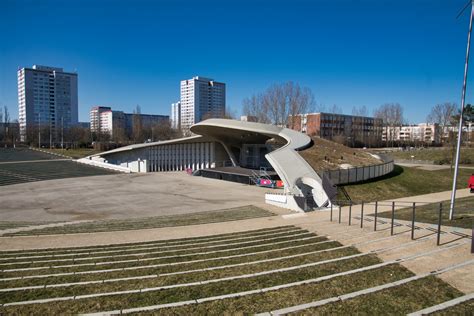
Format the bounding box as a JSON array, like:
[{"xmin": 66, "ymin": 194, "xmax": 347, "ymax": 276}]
[{"xmin": 0, "ymin": 172, "xmax": 271, "ymax": 222}]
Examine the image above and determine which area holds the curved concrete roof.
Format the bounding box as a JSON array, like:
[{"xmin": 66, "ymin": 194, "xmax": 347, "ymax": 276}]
[
  {"xmin": 92, "ymin": 135, "xmax": 205, "ymax": 157},
  {"xmin": 192, "ymin": 119, "xmax": 329, "ymax": 207},
  {"xmin": 92, "ymin": 118, "xmax": 330, "ymax": 209},
  {"xmin": 191, "ymin": 119, "xmax": 312, "ymax": 150}
]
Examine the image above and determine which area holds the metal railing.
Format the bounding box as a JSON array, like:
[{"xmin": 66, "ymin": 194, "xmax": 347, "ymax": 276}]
[{"xmin": 328, "ymin": 200, "xmax": 473, "ymax": 252}]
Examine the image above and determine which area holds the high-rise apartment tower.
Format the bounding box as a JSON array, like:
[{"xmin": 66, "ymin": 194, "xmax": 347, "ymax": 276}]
[
  {"xmin": 179, "ymin": 76, "xmax": 225, "ymax": 132},
  {"xmin": 18, "ymin": 65, "xmax": 78, "ymax": 142}
]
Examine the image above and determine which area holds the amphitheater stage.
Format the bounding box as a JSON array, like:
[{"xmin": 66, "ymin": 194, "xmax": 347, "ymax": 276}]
[{"xmin": 198, "ymin": 167, "xmax": 279, "ymax": 185}]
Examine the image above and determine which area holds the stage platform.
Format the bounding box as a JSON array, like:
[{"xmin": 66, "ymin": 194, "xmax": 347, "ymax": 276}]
[{"xmin": 197, "ymin": 167, "xmax": 279, "ymax": 185}]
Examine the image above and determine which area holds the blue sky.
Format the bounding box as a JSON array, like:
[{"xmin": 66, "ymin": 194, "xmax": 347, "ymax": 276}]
[{"xmin": 0, "ymin": 0, "xmax": 472, "ymax": 123}]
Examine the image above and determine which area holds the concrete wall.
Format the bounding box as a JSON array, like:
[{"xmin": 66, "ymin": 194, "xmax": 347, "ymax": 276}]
[
  {"xmin": 148, "ymin": 142, "xmax": 216, "ymax": 172},
  {"xmin": 96, "ymin": 139, "xmax": 230, "ymax": 173},
  {"xmin": 319, "ymin": 154, "xmax": 394, "ymax": 185}
]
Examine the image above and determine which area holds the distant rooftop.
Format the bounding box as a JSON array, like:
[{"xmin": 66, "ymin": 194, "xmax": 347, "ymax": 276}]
[
  {"xmin": 32, "ymin": 65, "xmax": 64, "ymax": 72},
  {"xmin": 192, "ymin": 76, "xmax": 214, "ymax": 81}
]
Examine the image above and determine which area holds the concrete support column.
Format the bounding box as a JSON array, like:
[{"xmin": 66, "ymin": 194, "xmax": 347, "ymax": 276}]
[
  {"xmin": 177, "ymin": 144, "xmax": 180, "ymax": 171},
  {"xmin": 181, "ymin": 144, "xmax": 184, "ymax": 171},
  {"xmin": 151, "ymin": 147, "xmax": 155, "ymax": 172},
  {"xmin": 163, "ymin": 145, "xmax": 168, "ymax": 171},
  {"xmin": 167, "ymin": 145, "xmax": 171, "ymax": 171},
  {"xmin": 159, "ymin": 146, "xmax": 163, "ymax": 172},
  {"xmin": 184, "ymin": 144, "xmax": 188, "ymax": 170},
  {"xmin": 200, "ymin": 143, "xmax": 204, "ymax": 169},
  {"xmin": 168, "ymin": 145, "xmax": 172, "ymax": 171},
  {"xmin": 173, "ymin": 145, "xmax": 177, "ymax": 171},
  {"xmin": 155, "ymin": 146, "xmax": 157, "ymax": 172},
  {"xmin": 157, "ymin": 146, "xmax": 160, "ymax": 172},
  {"xmin": 205, "ymin": 142, "xmax": 209, "ymax": 168},
  {"xmin": 210, "ymin": 142, "xmax": 215, "ymax": 168},
  {"xmin": 191, "ymin": 143, "xmax": 195, "ymax": 170}
]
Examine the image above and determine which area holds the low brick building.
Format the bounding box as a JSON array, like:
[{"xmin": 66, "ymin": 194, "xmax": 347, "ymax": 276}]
[{"xmin": 289, "ymin": 112, "xmax": 383, "ymax": 147}]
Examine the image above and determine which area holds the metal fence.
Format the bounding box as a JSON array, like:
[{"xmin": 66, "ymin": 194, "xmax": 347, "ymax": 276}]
[
  {"xmin": 328, "ymin": 200, "xmax": 473, "ymax": 253},
  {"xmin": 319, "ymin": 154, "xmax": 394, "ymax": 185}
]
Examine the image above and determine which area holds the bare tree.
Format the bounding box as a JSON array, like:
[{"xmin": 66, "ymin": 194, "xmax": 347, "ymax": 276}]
[
  {"xmin": 132, "ymin": 105, "xmax": 143, "ymax": 143},
  {"xmin": 242, "ymin": 94, "xmax": 270, "ymax": 123},
  {"xmin": 201, "ymin": 107, "xmax": 235, "ymax": 121},
  {"xmin": 0, "ymin": 107, "xmax": 3, "ymax": 142},
  {"xmin": 328, "ymin": 104, "xmax": 343, "ymax": 140},
  {"xmin": 374, "ymin": 103, "xmax": 404, "ymax": 147},
  {"xmin": 329, "ymin": 104, "xmax": 342, "ymax": 114},
  {"xmin": 351, "ymin": 106, "xmax": 368, "ymax": 146},
  {"xmin": 3, "ymin": 106, "xmax": 10, "ymax": 145},
  {"xmin": 427, "ymin": 102, "xmax": 457, "ymax": 144},
  {"xmin": 286, "ymin": 82, "xmax": 315, "ymax": 129},
  {"xmin": 223, "ymin": 108, "xmax": 237, "ymax": 120},
  {"xmin": 3, "ymin": 106, "xmax": 9, "ymax": 124},
  {"xmin": 352, "ymin": 105, "xmax": 368, "ymax": 117},
  {"xmin": 242, "ymin": 81, "xmax": 315, "ymax": 127},
  {"xmin": 427, "ymin": 102, "xmax": 457, "ymax": 126},
  {"xmin": 149, "ymin": 120, "xmax": 182, "ymax": 141}
]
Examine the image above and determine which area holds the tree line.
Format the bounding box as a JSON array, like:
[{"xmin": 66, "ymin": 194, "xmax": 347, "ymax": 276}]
[{"xmin": 241, "ymin": 82, "xmax": 473, "ymax": 147}]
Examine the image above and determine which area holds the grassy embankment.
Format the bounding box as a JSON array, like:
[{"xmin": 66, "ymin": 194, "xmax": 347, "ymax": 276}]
[
  {"xmin": 301, "ymin": 137, "xmax": 380, "ymax": 171},
  {"xmin": 337, "ymin": 165, "xmax": 472, "ymax": 202},
  {"xmin": 387, "ymin": 147, "xmax": 474, "ymax": 165},
  {"xmin": 377, "ymin": 196, "xmax": 473, "ymax": 229}
]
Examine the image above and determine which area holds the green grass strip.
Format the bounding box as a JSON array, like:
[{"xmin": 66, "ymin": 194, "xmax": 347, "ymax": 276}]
[
  {"xmin": 0, "ymin": 236, "xmax": 327, "ymax": 278},
  {"xmin": 1, "ymin": 240, "xmax": 339, "ymax": 288},
  {"xmin": 0, "ymin": 255, "xmax": 395, "ymax": 314},
  {"xmin": 4, "ymin": 205, "xmax": 276, "ymax": 236},
  {"xmin": 430, "ymin": 299, "xmax": 474, "ymax": 315},
  {"xmin": 0, "ymin": 229, "xmax": 307, "ymax": 265},
  {"xmin": 298, "ymin": 276, "xmax": 463, "ymax": 315},
  {"xmin": 0, "ymin": 225, "xmax": 296, "ymax": 256},
  {"xmin": 378, "ymin": 196, "xmax": 474, "ymax": 229},
  {"xmin": 0, "ymin": 246, "xmax": 358, "ymax": 304}
]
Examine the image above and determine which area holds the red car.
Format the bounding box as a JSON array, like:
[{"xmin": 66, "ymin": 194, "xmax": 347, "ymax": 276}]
[{"xmin": 469, "ymin": 174, "xmax": 474, "ymax": 193}]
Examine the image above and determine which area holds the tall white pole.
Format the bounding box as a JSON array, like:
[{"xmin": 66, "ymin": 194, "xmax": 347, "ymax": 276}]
[{"xmin": 450, "ymin": 1, "xmax": 474, "ymax": 220}]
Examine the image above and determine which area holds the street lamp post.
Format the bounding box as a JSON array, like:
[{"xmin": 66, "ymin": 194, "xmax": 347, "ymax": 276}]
[{"xmin": 450, "ymin": 0, "xmax": 474, "ymax": 220}]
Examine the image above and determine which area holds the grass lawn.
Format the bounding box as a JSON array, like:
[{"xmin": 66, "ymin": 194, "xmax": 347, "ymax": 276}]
[
  {"xmin": 4, "ymin": 205, "xmax": 275, "ymax": 236},
  {"xmin": 387, "ymin": 147, "xmax": 474, "ymax": 165},
  {"xmin": 301, "ymin": 276, "xmax": 462, "ymax": 315},
  {"xmin": 300, "ymin": 137, "xmax": 380, "ymax": 171},
  {"xmin": 41, "ymin": 148, "xmax": 101, "ymax": 159},
  {"xmin": 378, "ymin": 196, "xmax": 473, "ymax": 229},
  {"xmin": 337, "ymin": 165, "xmax": 473, "ymax": 202}
]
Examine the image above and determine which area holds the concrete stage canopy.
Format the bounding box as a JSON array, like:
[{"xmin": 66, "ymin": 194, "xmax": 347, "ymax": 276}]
[{"xmin": 83, "ymin": 119, "xmax": 333, "ymax": 212}]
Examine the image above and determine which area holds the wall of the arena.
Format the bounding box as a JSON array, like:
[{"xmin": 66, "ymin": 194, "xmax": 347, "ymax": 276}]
[
  {"xmin": 104, "ymin": 148, "xmax": 148, "ymax": 173},
  {"xmin": 102, "ymin": 141, "xmax": 230, "ymax": 173},
  {"xmin": 319, "ymin": 154, "xmax": 394, "ymax": 185},
  {"xmin": 148, "ymin": 142, "xmax": 216, "ymax": 172}
]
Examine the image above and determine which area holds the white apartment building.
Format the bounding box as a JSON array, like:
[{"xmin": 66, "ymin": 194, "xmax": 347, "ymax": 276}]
[
  {"xmin": 90, "ymin": 106, "xmax": 168, "ymax": 138},
  {"xmin": 382, "ymin": 123, "xmax": 440, "ymax": 144},
  {"xmin": 441, "ymin": 122, "xmax": 474, "ymax": 143},
  {"xmin": 90, "ymin": 106, "xmax": 113, "ymax": 135},
  {"xmin": 180, "ymin": 76, "xmax": 225, "ymax": 132},
  {"xmin": 171, "ymin": 101, "xmax": 181, "ymax": 129},
  {"xmin": 18, "ymin": 65, "xmax": 78, "ymax": 142}
]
